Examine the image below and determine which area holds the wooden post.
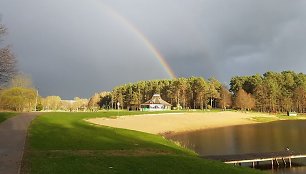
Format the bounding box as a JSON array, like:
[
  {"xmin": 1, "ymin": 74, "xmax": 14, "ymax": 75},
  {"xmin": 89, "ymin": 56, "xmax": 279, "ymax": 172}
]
[
  {"xmin": 213, "ymin": 152, "xmax": 306, "ymax": 170},
  {"xmin": 275, "ymin": 159, "xmax": 280, "ymax": 167},
  {"xmin": 282, "ymin": 158, "xmax": 286, "ymax": 167}
]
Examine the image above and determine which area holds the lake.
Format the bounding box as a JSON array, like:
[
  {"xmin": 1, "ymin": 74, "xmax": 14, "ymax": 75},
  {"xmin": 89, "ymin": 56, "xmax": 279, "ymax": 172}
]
[{"xmin": 166, "ymin": 120, "xmax": 306, "ymax": 174}]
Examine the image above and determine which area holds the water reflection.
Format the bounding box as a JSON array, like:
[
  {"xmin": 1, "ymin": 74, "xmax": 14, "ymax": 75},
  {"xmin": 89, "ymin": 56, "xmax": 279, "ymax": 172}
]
[
  {"xmin": 274, "ymin": 166, "xmax": 306, "ymax": 174},
  {"xmin": 166, "ymin": 120, "xmax": 306, "ymax": 174}
]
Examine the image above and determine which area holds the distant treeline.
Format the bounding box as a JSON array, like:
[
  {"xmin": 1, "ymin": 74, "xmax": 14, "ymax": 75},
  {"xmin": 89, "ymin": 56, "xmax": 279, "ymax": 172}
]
[
  {"xmin": 230, "ymin": 71, "xmax": 306, "ymax": 113},
  {"xmin": 109, "ymin": 77, "xmax": 228, "ymax": 110},
  {"xmin": 92, "ymin": 77, "xmax": 230, "ymax": 110},
  {"xmin": 2, "ymin": 70, "xmax": 305, "ymax": 113},
  {"xmin": 93, "ymin": 71, "xmax": 306, "ymax": 113}
]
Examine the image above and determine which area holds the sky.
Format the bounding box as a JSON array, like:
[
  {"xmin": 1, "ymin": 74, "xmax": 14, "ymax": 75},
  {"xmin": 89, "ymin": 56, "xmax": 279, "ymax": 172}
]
[{"xmin": 1, "ymin": 0, "xmax": 306, "ymax": 99}]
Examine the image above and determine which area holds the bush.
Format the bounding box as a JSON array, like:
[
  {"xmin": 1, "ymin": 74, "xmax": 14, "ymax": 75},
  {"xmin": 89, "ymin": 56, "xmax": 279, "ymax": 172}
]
[{"xmin": 207, "ymin": 105, "xmax": 212, "ymax": 110}]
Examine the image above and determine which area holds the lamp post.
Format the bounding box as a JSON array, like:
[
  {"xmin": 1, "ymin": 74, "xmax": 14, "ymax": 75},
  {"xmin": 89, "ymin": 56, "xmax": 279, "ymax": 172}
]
[{"xmin": 34, "ymin": 88, "xmax": 39, "ymax": 112}]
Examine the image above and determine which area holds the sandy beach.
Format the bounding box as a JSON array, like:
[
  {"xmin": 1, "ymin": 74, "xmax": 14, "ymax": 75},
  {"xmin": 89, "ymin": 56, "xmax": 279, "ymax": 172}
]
[{"xmin": 86, "ymin": 112, "xmax": 274, "ymax": 135}]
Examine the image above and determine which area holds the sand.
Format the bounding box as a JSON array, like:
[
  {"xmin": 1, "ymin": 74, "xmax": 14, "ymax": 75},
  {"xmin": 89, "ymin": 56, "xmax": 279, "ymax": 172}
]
[{"xmin": 86, "ymin": 112, "xmax": 274, "ymax": 135}]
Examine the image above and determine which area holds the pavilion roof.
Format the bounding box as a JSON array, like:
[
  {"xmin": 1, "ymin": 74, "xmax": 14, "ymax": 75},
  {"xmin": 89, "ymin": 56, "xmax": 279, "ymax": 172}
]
[{"xmin": 141, "ymin": 94, "xmax": 172, "ymax": 106}]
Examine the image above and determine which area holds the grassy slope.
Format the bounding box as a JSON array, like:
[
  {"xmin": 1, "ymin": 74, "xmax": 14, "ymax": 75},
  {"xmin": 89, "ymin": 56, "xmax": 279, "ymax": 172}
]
[
  {"xmin": 0, "ymin": 112, "xmax": 17, "ymax": 123},
  {"xmin": 23, "ymin": 111, "xmax": 264, "ymax": 174},
  {"xmin": 251, "ymin": 114, "xmax": 306, "ymax": 122}
]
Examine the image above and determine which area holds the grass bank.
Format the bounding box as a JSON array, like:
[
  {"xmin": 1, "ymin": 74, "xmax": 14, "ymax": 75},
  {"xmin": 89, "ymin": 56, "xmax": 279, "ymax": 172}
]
[
  {"xmin": 250, "ymin": 113, "xmax": 306, "ymax": 122},
  {"xmin": 22, "ymin": 111, "xmax": 264, "ymax": 174},
  {"xmin": 0, "ymin": 112, "xmax": 17, "ymax": 123}
]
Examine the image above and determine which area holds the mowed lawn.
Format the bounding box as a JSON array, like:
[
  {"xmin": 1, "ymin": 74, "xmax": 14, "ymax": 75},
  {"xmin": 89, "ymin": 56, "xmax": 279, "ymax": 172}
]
[
  {"xmin": 22, "ymin": 112, "xmax": 264, "ymax": 174},
  {"xmin": 0, "ymin": 112, "xmax": 17, "ymax": 123}
]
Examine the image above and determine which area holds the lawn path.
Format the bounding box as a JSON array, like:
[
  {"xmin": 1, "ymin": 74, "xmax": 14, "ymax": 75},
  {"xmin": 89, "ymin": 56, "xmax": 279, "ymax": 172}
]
[{"xmin": 0, "ymin": 113, "xmax": 38, "ymax": 174}]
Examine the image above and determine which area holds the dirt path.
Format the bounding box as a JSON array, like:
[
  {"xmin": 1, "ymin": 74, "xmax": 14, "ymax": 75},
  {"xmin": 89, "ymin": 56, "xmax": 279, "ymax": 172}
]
[
  {"xmin": 0, "ymin": 113, "xmax": 38, "ymax": 174},
  {"xmin": 87, "ymin": 112, "xmax": 273, "ymax": 134}
]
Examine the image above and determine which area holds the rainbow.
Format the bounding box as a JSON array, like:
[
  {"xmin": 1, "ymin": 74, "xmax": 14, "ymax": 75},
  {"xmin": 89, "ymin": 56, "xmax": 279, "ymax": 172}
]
[{"xmin": 97, "ymin": 2, "xmax": 176, "ymax": 79}]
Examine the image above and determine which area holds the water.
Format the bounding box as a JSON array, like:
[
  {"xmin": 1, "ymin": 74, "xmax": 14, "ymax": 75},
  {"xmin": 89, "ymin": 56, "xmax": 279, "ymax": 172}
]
[{"xmin": 166, "ymin": 120, "xmax": 306, "ymax": 174}]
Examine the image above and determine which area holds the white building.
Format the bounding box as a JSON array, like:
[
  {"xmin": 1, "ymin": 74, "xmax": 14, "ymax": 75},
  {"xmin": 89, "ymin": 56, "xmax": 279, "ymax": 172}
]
[{"xmin": 140, "ymin": 94, "xmax": 172, "ymax": 111}]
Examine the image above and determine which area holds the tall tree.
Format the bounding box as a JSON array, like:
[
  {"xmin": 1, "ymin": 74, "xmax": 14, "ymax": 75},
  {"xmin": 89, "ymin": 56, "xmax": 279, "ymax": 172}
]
[
  {"xmin": 207, "ymin": 78, "xmax": 221, "ymax": 108},
  {"xmin": 42, "ymin": 96, "xmax": 61, "ymax": 110},
  {"xmin": 218, "ymin": 85, "xmax": 232, "ymax": 110},
  {"xmin": 72, "ymin": 97, "xmax": 88, "ymax": 111},
  {"xmin": 171, "ymin": 78, "xmax": 188, "ymax": 109},
  {"xmin": 263, "ymin": 72, "xmax": 281, "ymax": 112},
  {"xmin": 88, "ymin": 93, "xmax": 101, "ymax": 111},
  {"xmin": 193, "ymin": 77, "xmax": 208, "ymax": 109},
  {"xmin": 254, "ymin": 83, "xmax": 269, "ymax": 112},
  {"xmin": 0, "ymin": 24, "xmax": 16, "ymax": 86},
  {"xmin": 234, "ymin": 88, "xmax": 255, "ymax": 111},
  {"xmin": 98, "ymin": 91, "xmax": 112, "ymax": 109},
  {"xmin": 0, "ymin": 87, "xmax": 36, "ymax": 111},
  {"xmin": 293, "ymin": 86, "xmax": 306, "ymax": 113},
  {"xmin": 230, "ymin": 76, "xmax": 247, "ymax": 94}
]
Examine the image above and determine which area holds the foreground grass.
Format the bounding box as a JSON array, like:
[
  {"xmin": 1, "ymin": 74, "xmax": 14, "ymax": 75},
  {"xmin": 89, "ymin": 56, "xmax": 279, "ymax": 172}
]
[
  {"xmin": 0, "ymin": 112, "xmax": 17, "ymax": 123},
  {"xmin": 22, "ymin": 111, "xmax": 264, "ymax": 174}
]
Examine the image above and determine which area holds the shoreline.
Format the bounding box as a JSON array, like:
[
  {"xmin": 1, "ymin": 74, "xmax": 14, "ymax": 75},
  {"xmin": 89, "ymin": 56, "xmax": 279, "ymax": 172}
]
[{"xmin": 86, "ymin": 111, "xmax": 277, "ymax": 135}]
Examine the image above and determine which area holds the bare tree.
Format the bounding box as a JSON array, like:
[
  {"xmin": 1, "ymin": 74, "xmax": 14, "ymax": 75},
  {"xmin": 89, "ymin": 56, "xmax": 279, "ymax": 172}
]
[
  {"xmin": 218, "ymin": 85, "xmax": 232, "ymax": 110},
  {"xmin": 9, "ymin": 73, "xmax": 33, "ymax": 88},
  {"xmin": 234, "ymin": 88, "xmax": 255, "ymax": 111},
  {"xmin": 0, "ymin": 23, "xmax": 17, "ymax": 86},
  {"xmin": 88, "ymin": 93, "xmax": 101, "ymax": 111},
  {"xmin": 42, "ymin": 96, "xmax": 62, "ymax": 110}
]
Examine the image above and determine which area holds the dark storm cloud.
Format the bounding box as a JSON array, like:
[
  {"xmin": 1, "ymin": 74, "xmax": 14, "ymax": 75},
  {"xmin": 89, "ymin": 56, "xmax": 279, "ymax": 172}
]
[
  {"xmin": 106, "ymin": 0, "xmax": 306, "ymax": 80},
  {"xmin": 1, "ymin": 0, "xmax": 306, "ymax": 98},
  {"xmin": 0, "ymin": 0, "xmax": 170, "ymax": 98}
]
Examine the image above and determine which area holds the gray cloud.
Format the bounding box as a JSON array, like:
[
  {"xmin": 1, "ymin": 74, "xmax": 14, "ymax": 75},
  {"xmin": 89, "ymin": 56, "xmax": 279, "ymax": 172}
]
[{"xmin": 1, "ymin": 0, "xmax": 306, "ymax": 98}]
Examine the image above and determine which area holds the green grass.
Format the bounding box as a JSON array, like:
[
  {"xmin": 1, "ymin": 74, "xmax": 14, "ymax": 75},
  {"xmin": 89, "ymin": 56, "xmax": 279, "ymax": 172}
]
[
  {"xmin": 22, "ymin": 111, "xmax": 264, "ymax": 174},
  {"xmin": 249, "ymin": 116, "xmax": 280, "ymax": 122},
  {"xmin": 250, "ymin": 113, "xmax": 306, "ymax": 123},
  {"xmin": 0, "ymin": 112, "xmax": 17, "ymax": 123},
  {"xmin": 277, "ymin": 114, "xmax": 306, "ymax": 120}
]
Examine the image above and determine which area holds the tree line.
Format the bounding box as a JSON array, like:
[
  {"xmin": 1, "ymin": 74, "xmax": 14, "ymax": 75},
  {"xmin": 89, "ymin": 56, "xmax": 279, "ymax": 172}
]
[
  {"xmin": 106, "ymin": 77, "xmax": 232, "ymax": 110},
  {"xmin": 39, "ymin": 96, "xmax": 88, "ymax": 112},
  {"xmin": 230, "ymin": 71, "xmax": 306, "ymax": 113},
  {"xmin": 94, "ymin": 71, "xmax": 306, "ymax": 113}
]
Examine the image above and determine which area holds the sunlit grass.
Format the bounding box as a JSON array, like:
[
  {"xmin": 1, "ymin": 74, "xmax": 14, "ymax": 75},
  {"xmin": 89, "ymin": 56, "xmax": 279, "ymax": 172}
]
[
  {"xmin": 277, "ymin": 114, "xmax": 306, "ymax": 120},
  {"xmin": 249, "ymin": 116, "xmax": 280, "ymax": 122},
  {"xmin": 250, "ymin": 112, "xmax": 306, "ymax": 122},
  {"xmin": 22, "ymin": 111, "xmax": 264, "ymax": 174}
]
